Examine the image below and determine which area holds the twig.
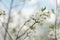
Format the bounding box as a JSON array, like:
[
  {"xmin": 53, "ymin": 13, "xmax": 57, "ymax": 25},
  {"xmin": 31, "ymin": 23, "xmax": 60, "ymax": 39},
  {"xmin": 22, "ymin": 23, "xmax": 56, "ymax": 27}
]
[
  {"xmin": 4, "ymin": 0, "xmax": 14, "ymax": 40},
  {"xmin": 16, "ymin": 28, "xmax": 29, "ymax": 40},
  {"xmin": 15, "ymin": 19, "xmax": 30, "ymax": 40},
  {"xmin": 54, "ymin": 0, "xmax": 58, "ymax": 40},
  {"xmin": 2, "ymin": 23, "xmax": 13, "ymax": 40},
  {"xmin": 16, "ymin": 22, "xmax": 36, "ymax": 40}
]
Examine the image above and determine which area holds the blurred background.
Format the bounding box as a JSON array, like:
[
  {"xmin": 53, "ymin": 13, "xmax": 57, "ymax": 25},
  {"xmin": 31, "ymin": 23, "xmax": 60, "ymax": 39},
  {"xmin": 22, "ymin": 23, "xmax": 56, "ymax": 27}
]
[{"xmin": 0, "ymin": 0, "xmax": 60, "ymax": 40}]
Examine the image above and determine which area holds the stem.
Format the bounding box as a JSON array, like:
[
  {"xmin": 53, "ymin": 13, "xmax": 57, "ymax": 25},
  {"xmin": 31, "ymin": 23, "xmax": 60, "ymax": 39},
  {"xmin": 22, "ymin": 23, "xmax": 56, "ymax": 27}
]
[
  {"xmin": 16, "ymin": 22, "xmax": 36, "ymax": 40},
  {"xmin": 2, "ymin": 23, "xmax": 13, "ymax": 40},
  {"xmin": 4, "ymin": 0, "xmax": 14, "ymax": 40},
  {"xmin": 16, "ymin": 29, "xmax": 29, "ymax": 40},
  {"xmin": 15, "ymin": 19, "xmax": 30, "ymax": 40},
  {"xmin": 54, "ymin": 0, "xmax": 58, "ymax": 40}
]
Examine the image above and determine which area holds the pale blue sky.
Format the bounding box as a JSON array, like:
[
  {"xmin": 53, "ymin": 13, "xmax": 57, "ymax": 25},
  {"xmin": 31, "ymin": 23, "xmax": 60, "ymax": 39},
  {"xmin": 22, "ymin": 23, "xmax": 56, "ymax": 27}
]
[
  {"xmin": 0, "ymin": 0, "xmax": 57, "ymax": 19},
  {"xmin": 0, "ymin": 0, "xmax": 60, "ymax": 18},
  {"xmin": 0, "ymin": 0, "xmax": 57, "ymax": 10}
]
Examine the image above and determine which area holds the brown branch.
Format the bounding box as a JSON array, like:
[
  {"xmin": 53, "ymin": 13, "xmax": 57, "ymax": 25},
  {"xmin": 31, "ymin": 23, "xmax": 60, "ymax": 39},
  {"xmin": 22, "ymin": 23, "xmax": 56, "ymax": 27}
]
[
  {"xmin": 16, "ymin": 22, "xmax": 36, "ymax": 40},
  {"xmin": 4, "ymin": 0, "xmax": 14, "ymax": 40},
  {"xmin": 22, "ymin": 32, "xmax": 30, "ymax": 40},
  {"xmin": 15, "ymin": 19, "xmax": 30, "ymax": 40},
  {"xmin": 18, "ymin": 19, "xmax": 30, "ymax": 33},
  {"xmin": 16, "ymin": 28, "xmax": 29, "ymax": 40},
  {"xmin": 15, "ymin": 1, "xmax": 27, "ymax": 40},
  {"xmin": 2, "ymin": 23, "xmax": 13, "ymax": 40},
  {"xmin": 54, "ymin": 0, "xmax": 58, "ymax": 40},
  {"xmin": 22, "ymin": 34, "xmax": 28, "ymax": 40}
]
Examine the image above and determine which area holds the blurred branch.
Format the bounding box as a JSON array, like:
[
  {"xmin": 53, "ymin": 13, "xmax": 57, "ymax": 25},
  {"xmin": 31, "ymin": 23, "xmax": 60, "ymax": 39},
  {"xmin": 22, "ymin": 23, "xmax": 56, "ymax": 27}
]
[
  {"xmin": 16, "ymin": 28, "xmax": 29, "ymax": 40},
  {"xmin": 15, "ymin": 19, "xmax": 30, "ymax": 40},
  {"xmin": 2, "ymin": 23, "xmax": 13, "ymax": 40},
  {"xmin": 18, "ymin": 19, "xmax": 30, "ymax": 33},
  {"xmin": 54, "ymin": 0, "xmax": 58, "ymax": 40},
  {"xmin": 16, "ymin": 22, "xmax": 36, "ymax": 40},
  {"xmin": 22, "ymin": 33, "xmax": 28, "ymax": 40},
  {"xmin": 16, "ymin": 12, "xmax": 45, "ymax": 40},
  {"xmin": 4, "ymin": 0, "xmax": 14, "ymax": 40}
]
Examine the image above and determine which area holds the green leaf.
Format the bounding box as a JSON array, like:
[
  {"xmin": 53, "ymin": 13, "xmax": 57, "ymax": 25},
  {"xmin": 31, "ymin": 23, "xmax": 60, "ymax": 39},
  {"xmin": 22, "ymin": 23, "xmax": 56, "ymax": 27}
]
[
  {"xmin": 0, "ymin": 11, "xmax": 2, "ymax": 15},
  {"xmin": 41, "ymin": 7, "xmax": 46, "ymax": 12},
  {"xmin": 13, "ymin": 28, "xmax": 16, "ymax": 33},
  {"xmin": 32, "ymin": 18, "xmax": 35, "ymax": 20},
  {"xmin": 0, "ymin": 13, "xmax": 2, "ymax": 15},
  {"xmin": 40, "ymin": 14, "xmax": 42, "ymax": 16},
  {"xmin": 51, "ymin": 9, "xmax": 54, "ymax": 13},
  {"xmin": 43, "ymin": 17, "xmax": 46, "ymax": 19},
  {"xmin": 30, "ymin": 26, "xmax": 33, "ymax": 30},
  {"xmin": 30, "ymin": 26, "xmax": 35, "ymax": 30},
  {"xmin": 49, "ymin": 24, "xmax": 54, "ymax": 30}
]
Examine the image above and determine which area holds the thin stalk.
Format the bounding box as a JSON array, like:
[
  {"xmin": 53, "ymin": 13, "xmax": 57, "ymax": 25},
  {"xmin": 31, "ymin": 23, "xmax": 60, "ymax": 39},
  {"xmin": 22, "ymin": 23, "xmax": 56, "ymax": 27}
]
[
  {"xmin": 54, "ymin": 0, "xmax": 58, "ymax": 40},
  {"xmin": 16, "ymin": 22, "xmax": 36, "ymax": 40},
  {"xmin": 2, "ymin": 23, "xmax": 13, "ymax": 40},
  {"xmin": 15, "ymin": 19, "xmax": 30, "ymax": 40},
  {"xmin": 4, "ymin": 0, "xmax": 14, "ymax": 40}
]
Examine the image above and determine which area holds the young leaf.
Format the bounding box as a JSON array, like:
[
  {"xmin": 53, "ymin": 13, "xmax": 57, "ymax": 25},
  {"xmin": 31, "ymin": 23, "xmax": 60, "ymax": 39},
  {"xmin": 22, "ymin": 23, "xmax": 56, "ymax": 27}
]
[
  {"xmin": 13, "ymin": 28, "xmax": 16, "ymax": 33},
  {"xmin": 30, "ymin": 26, "xmax": 33, "ymax": 30},
  {"xmin": 49, "ymin": 24, "xmax": 54, "ymax": 30},
  {"xmin": 30, "ymin": 26, "xmax": 35, "ymax": 30},
  {"xmin": 51, "ymin": 9, "xmax": 54, "ymax": 13},
  {"xmin": 0, "ymin": 11, "xmax": 2, "ymax": 15},
  {"xmin": 41, "ymin": 7, "xmax": 46, "ymax": 12}
]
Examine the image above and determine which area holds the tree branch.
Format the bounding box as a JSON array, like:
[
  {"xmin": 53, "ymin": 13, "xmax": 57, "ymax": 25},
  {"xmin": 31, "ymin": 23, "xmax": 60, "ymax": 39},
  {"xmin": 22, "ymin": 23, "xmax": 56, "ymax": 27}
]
[
  {"xmin": 2, "ymin": 23, "xmax": 13, "ymax": 40},
  {"xmin": 4, "ymin": 0, "xmax": 14, "ymax": 40},
  {"xmin": 15, "ymin": 19, "xmax": 30, "ymax": 40},
  {"xmin": 54, "ymin": 0, "xmax": 58, "ymax": 40},
  {"xmin": 16, "ymin": 22, "xmax": 36, "ymax": 40},
  {"xmin": 16, "ymin": 28, "xmax": 29, "ymax": 40}
]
